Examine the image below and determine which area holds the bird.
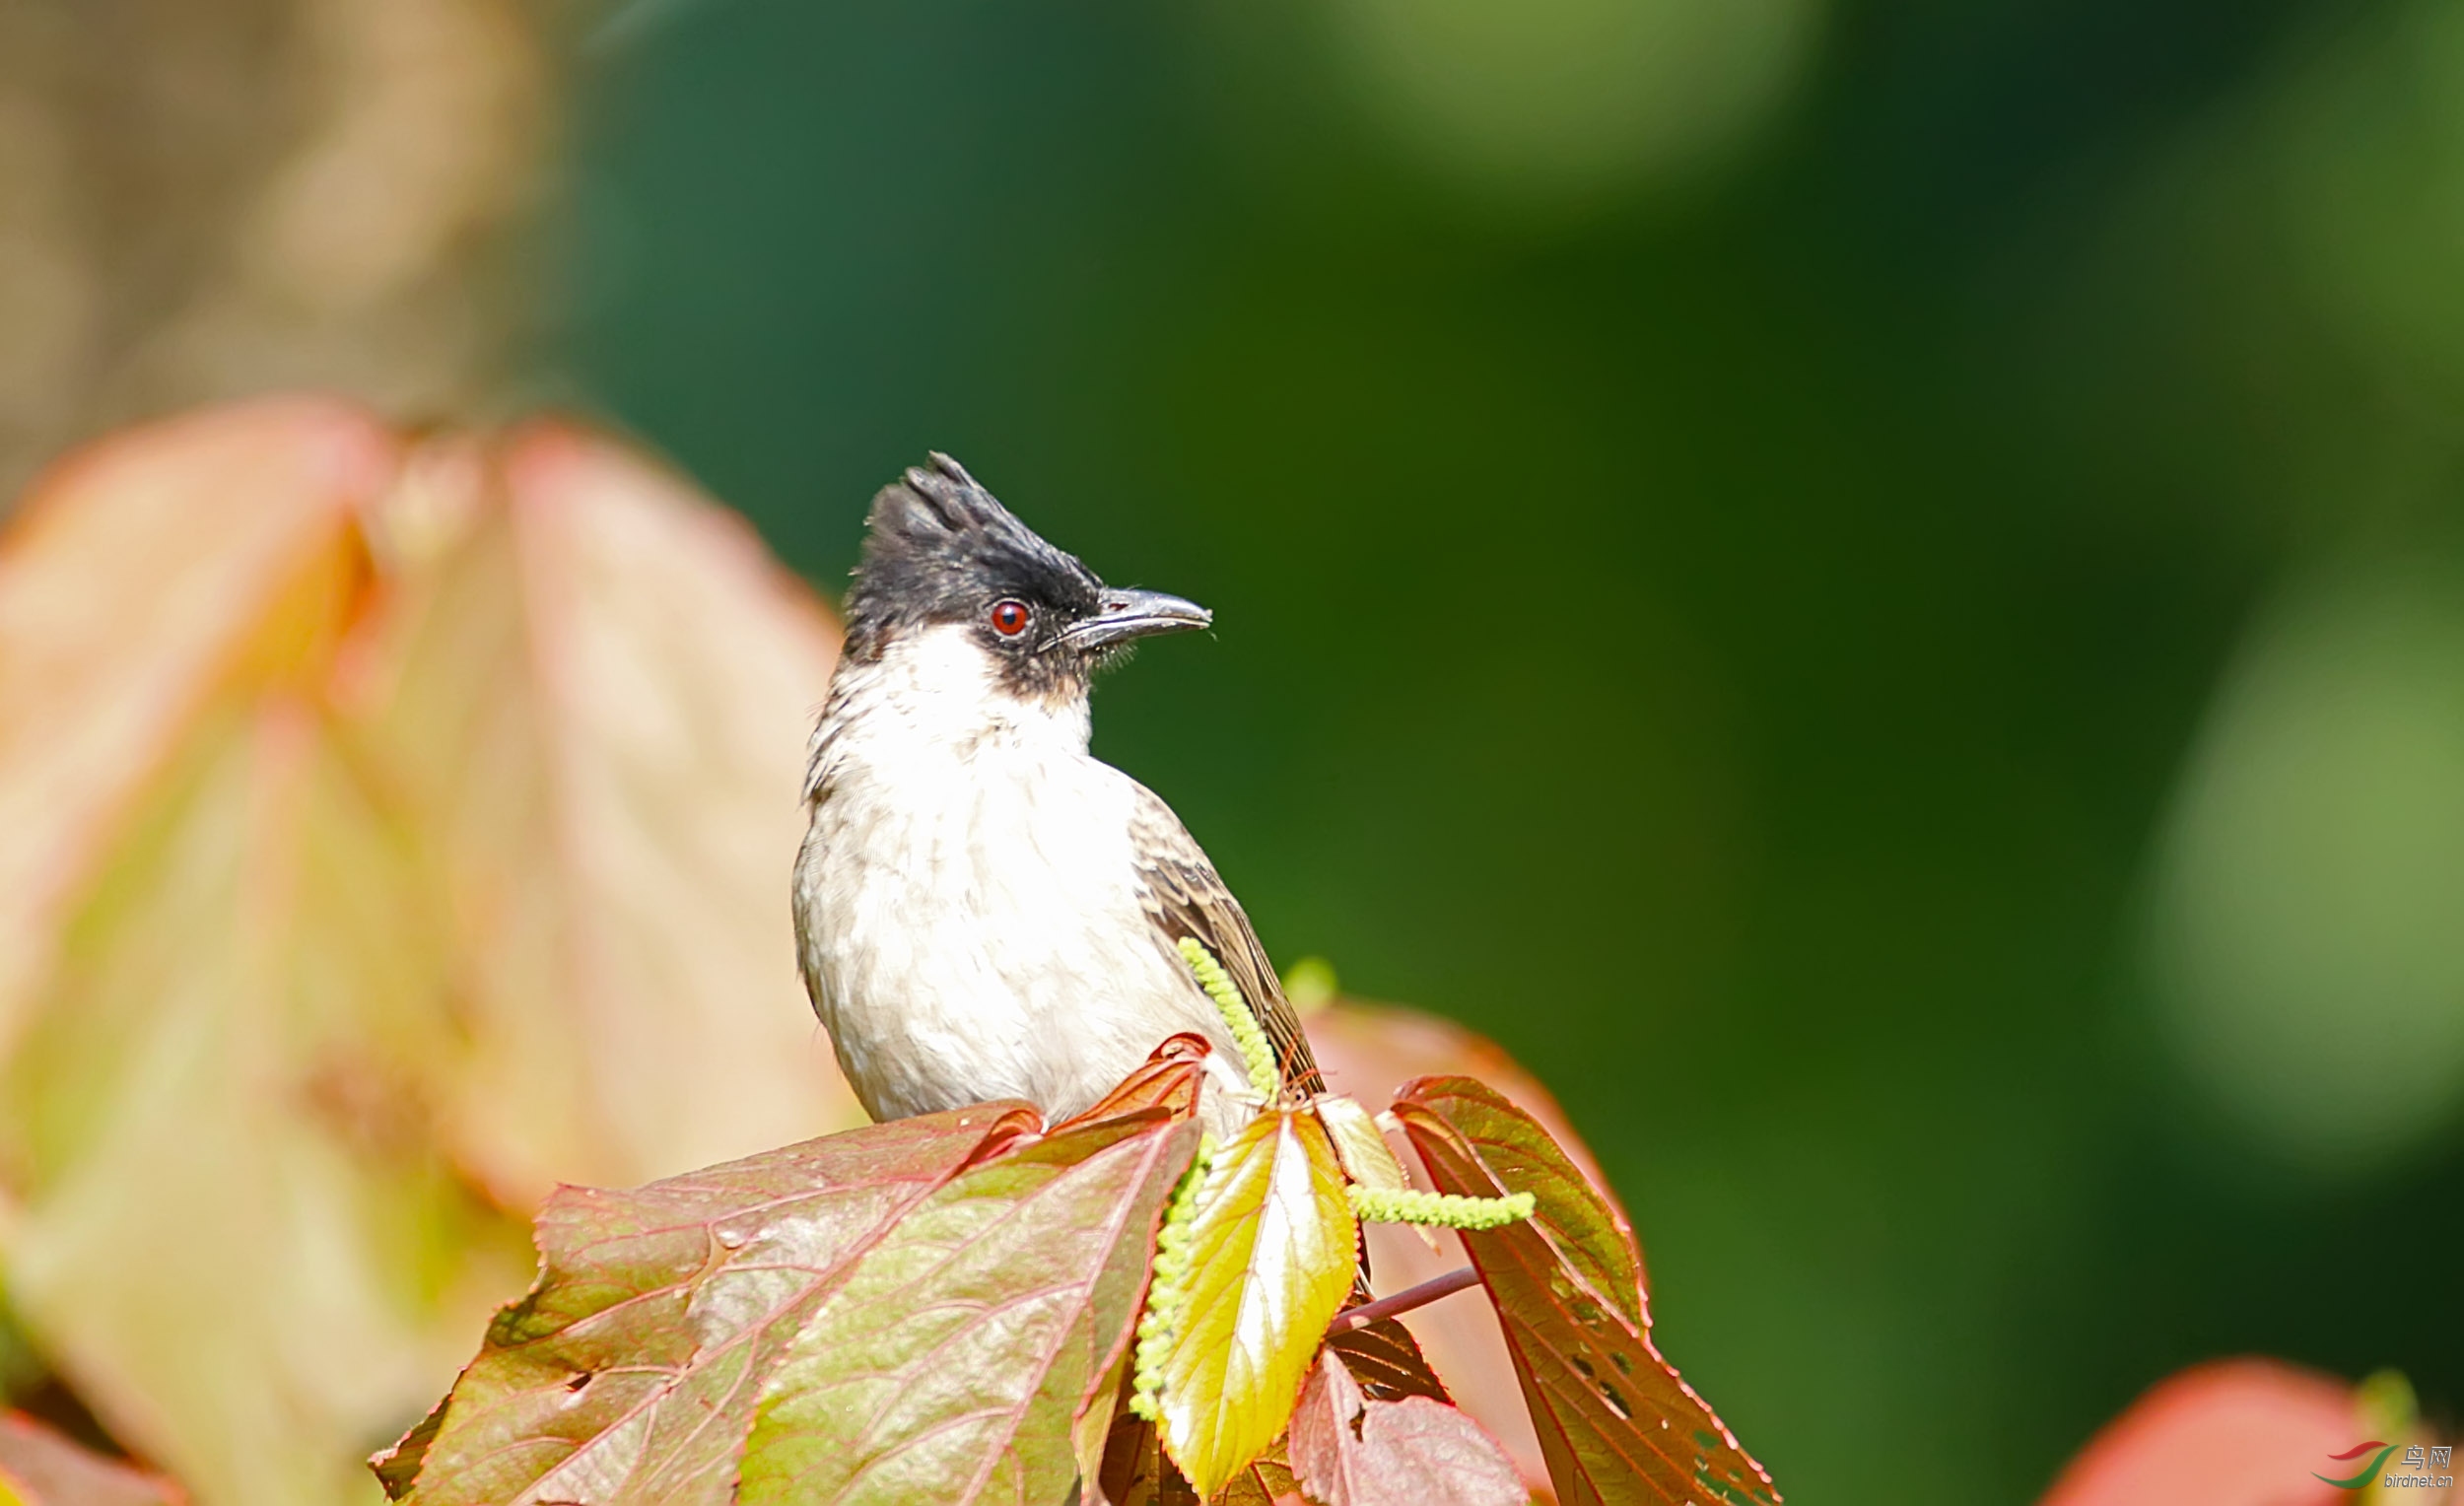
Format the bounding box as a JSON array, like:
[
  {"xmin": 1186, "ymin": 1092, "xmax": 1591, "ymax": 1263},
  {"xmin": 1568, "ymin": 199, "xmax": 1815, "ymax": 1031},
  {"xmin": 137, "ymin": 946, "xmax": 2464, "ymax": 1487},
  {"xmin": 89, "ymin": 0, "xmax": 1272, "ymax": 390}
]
[{"xmin": 792, "ymin": 453, "xmax": 1324, "ymax": 1133}]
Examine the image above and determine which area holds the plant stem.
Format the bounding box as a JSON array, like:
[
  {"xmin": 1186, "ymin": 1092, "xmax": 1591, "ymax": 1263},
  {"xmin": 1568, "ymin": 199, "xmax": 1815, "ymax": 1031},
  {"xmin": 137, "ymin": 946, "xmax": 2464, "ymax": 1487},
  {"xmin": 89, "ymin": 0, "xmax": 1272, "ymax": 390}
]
[{"xmin": 1323, "ymin": 1266, "xmax": 1480, "ymax": 1335}]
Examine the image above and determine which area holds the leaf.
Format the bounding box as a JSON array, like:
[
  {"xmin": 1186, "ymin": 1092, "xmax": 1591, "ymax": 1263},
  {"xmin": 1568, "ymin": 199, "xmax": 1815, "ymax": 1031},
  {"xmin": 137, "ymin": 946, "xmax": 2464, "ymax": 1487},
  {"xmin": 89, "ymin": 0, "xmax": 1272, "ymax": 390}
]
[
  {"xmin": 1311, "ymin": 1097, "xmax": 1405, "ymax": 1196},
  {"xmin": 369, "ymin": 421, "xmax": 867, "ymax": 1199},
  {"xmin": 2035, "ymin": 1360, "xmax": 2376, "ymax": 1506},
  {"xmin": 1095, "ymin": 1413, "xmax": 1195, "ymax": 1506},
  {"xmin": 1287, "ymin": 1350, "xmax": 1524, "ymax": 1506},
  {"xmin": 0, "ymin": 403, "xmax": 869, "ymax": 1506},
  {"xmin": 1321, "ymin": 1319, "xmax": 1449, "ymax": 1409},
  {"xmin": 0, "ymin": 404, "xmax": 524, "ymax": 1506},
  {"xmin": 1308, "ymin": 996, "xmax": 1621, "ymax": 1491},
  {"xmin": 0, "ymin": 1412, "xmax": 185, "ymax": 1506},
  {"xmin": 1096, "ymin": 1417, "xmax": 1301, "ymax": 1506},
  {"xmin": 1158, "ymin": 1111, "xmax": 1359, "ymax": 1500},
  {"xmin": 0, "ymin": 396, "xmax": 393, "ymax": 1037},
  {"xmin": 1071, "ymin": 1346, "xmax": 1135, "ymax": 1504},
  {"xmin": 376, "ymin": 1104, "xmax": 1036, "ymax": 1506},
  {"xmin": 1393, "ymin": 1076, "xmax": 1779, "ymax": 1506},
  {"xmin": 1306, "ymin": 1095, "xmax": 1456, "ymax": 1415},
  {"xmin": 737, "ymin": 1113, "xmax": 1199, "ymax": 1505},
  {"xmin": 1214, "ymin": 1445, "xmax": 1304, "ymax": 1506},
  {"xmin": 1059, "ymin": 1037, "xmax": 1213, "ymax": 1129}
]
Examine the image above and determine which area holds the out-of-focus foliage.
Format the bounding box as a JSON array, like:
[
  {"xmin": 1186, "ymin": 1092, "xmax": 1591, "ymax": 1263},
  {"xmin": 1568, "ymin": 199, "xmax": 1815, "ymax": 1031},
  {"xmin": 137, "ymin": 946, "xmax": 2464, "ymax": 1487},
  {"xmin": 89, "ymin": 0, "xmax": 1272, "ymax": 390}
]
[
  {"xmin": 570, "ymin": 0, "xmax": 2464, "ymax": 1497},
  {"xmin": 2146, "ymin": 554, "xmax": 2464, "ymax": 1178},
  {"xmin": 0, "ymin": 399, "xmax": 867, "ymax": 1506},
  {"xmin": 1314, "ymin": 0, "xmax": 1822, "ymax": 207},
  {"xmin": 2037, "ymin": 1360, "xmax": 2451, "ymax": 1506},
  {"xmin": 0, "ymin": 0, "xmax": 556, "ymax": 501},
  {"xmin": 0, "ymin": 1413, "xmax": 183, "ymax": 1506}
]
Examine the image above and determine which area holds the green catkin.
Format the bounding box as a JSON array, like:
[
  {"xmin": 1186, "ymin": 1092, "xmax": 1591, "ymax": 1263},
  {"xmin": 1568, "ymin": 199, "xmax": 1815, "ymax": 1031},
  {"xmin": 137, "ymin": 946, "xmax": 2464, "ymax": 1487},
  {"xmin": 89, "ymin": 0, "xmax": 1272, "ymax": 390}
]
[
  {"xmin": 1347, "ymin": 1186, "xmax": 1537, "ymax": 1230},
  {"xmin": 1178, "ymin": 936, "xmax": 1280, "ymax": 1103},
  {"xmin": 1129, "ymin": 1133, "xmax": 1216, "ymax": 1421}
]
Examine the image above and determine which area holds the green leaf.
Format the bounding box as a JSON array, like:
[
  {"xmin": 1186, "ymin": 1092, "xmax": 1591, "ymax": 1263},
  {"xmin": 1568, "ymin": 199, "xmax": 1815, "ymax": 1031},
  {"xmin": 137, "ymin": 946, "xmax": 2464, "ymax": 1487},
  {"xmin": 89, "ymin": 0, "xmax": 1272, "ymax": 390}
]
[
  {"xmin": 1392, "ymin": 1077, "xmax": 1779, "ymax": 1506},
  {"xmin": 1311, "ymin": 1096, "xmax": 1406, "ymax": 1195},
  {"xmin": 1287, "ymin": 1350, "xmax": 1524, "ymax": 1506},
  {"xmin": 376, "ymin": 1104, "xmax": 1037, "ymax": 1506},
  {"xmin": 1158, "ymin": 1111, "xmax": 1358, "ymax": 1500},
  {"xmin": 737, "ymin": 1113, "xmax": 1199, "ymax": 1505}
]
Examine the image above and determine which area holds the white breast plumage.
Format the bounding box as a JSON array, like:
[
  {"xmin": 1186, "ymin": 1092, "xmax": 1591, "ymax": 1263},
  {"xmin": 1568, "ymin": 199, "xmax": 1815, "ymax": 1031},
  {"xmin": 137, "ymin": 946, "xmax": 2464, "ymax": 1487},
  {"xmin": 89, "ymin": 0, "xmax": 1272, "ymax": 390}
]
[{"xmin": 793, "ymin": 625, "xmax": 1247, "ymax": 1126}]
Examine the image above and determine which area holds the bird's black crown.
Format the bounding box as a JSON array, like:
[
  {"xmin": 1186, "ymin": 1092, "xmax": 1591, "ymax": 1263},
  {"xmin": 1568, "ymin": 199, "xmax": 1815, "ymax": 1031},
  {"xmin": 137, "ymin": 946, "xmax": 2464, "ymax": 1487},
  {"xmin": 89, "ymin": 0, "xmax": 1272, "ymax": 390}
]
[{"xmin": 844, "ymin": 453, "xmax": 1107, "ymax": 663}]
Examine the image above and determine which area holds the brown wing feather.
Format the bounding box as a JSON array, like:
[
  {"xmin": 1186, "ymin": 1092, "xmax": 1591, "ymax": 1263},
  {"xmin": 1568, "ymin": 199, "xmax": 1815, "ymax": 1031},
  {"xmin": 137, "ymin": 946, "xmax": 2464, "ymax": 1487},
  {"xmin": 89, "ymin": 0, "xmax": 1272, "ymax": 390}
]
[
  {"xmin": 1129, "ymin": 789, "xmax": 1456, "ymax": 1403},
  {"xmin": 1128, "ymin": 785, "xmax": 1325, "ymax": 1097}
]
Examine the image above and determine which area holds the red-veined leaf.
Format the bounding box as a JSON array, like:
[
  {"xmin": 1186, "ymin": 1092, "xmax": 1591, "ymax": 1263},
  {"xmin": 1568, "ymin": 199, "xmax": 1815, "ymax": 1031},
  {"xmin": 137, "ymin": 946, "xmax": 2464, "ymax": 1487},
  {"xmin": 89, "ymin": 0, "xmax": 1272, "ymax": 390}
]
[
  {"xmin": 1159, "ymin": 1111, "xmax": 1358, "ymax": 1500},
  {"xmin": 375, "ymin": 1104, "xmax": 1037, "ymax": 1505},
  {"xmin": 1394, "ymin": 1076, "xmax": 1778, "ymax": 1506},
  {"xmin": 1311, "ymin": 995, "xmax": 1618, "ymax": 1491},
  {"xmin": 1287, "ymin": 1349, "xmax": 1524, "ymax": 1506},
  {"xmin": 736, "ymin": 1113, "xmax": 1199, "ymax": 1504},
  {"xmin": 1059, "ymin": 1037, "xmax": 1212, "ymax": 1129}
]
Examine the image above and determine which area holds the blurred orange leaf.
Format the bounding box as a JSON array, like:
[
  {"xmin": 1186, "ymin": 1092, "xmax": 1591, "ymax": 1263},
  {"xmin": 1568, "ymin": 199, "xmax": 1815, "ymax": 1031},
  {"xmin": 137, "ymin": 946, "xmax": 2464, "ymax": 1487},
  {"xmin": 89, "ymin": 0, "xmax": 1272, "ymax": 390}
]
[
  {"xmin": 0, "ymin": 397, "xmax": 394, "ymax": 1036},
  {"xmin": 2035, "ymin": 1360, "xmax": 2377, "ymax": 1506},
  {"xmin": 0, "ymin": 400, "xmax": 865, "ymax": 1506}
]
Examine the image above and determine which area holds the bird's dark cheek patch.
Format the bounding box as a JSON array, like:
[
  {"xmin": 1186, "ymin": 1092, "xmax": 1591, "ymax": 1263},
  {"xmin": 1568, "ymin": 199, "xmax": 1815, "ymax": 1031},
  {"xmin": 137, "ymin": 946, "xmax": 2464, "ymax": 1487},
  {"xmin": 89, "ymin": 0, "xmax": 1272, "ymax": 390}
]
[{"xmin": 990, "ymin": 651, "xmax": 1093, "ymax": 710}]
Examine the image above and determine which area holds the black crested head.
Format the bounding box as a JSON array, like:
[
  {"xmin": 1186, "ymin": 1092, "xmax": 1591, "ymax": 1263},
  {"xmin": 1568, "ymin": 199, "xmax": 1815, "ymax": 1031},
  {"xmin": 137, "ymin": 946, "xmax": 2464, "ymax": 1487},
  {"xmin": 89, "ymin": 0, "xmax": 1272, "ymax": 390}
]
[
  {"xmin": 845, "ymin": 454, "xmax": 1101, "ymax": 657},
  {"xmin": 843, "ymin": 453, "xmax": 1212, "ymax": 702}
]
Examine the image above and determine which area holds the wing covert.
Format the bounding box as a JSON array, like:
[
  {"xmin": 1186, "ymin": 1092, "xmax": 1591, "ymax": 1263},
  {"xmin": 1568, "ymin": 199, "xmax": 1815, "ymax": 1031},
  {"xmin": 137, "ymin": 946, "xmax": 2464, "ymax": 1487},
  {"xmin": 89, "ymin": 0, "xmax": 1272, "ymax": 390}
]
[{"xmin": 1127, "ymin": 785, "xmax": 1325, "ymax": 1097}]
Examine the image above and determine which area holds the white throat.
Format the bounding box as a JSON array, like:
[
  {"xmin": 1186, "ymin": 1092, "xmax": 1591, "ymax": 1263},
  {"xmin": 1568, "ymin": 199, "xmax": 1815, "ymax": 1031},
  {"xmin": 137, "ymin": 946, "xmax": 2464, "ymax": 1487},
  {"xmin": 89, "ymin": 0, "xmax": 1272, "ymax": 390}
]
[{"xmin": 805, "ymin": 624, "xmax": 1091, "ymax": 799}]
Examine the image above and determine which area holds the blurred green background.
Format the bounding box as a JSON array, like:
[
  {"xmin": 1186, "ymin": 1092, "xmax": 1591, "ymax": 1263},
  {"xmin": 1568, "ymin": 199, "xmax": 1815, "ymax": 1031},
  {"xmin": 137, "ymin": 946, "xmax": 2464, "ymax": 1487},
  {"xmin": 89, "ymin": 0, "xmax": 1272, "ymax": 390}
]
[{"xmin": 564, "ymin": 0, "xmax": 2464, "ymax": 1500}]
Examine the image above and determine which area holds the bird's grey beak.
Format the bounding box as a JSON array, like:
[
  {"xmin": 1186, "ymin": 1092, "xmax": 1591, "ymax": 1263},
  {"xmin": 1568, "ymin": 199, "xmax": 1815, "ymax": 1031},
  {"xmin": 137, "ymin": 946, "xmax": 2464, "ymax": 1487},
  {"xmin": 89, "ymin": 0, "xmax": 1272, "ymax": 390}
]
[{"xmin": 1053, "ymin": 588, "xmax": 1212, "ymax": 651}]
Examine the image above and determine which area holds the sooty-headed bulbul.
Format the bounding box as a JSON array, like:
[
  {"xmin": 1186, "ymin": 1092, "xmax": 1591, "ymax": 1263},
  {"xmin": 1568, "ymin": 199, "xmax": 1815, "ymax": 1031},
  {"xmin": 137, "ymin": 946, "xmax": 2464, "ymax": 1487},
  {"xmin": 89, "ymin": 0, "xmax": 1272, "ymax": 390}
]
[{"xmin": 793, "ymin": 454, "xmax": 1323, "ymax": 1132}]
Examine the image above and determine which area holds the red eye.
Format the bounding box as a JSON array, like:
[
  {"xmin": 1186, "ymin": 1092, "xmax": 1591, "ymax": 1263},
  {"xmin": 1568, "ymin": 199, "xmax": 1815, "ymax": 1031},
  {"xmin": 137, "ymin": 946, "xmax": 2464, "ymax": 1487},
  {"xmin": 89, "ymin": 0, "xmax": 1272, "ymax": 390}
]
[{"xmin": 989, "ymin": 599, "xmax": 1032, "ymax": 638}]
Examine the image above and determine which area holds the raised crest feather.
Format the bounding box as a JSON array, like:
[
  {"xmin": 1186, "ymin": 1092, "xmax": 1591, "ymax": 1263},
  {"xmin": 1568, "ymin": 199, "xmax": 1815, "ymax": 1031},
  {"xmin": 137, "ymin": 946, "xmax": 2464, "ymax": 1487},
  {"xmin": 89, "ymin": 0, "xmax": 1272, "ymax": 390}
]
[{"xmin": 843, "ymin": 452, "xmax": 1104, "ymax": 660}]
